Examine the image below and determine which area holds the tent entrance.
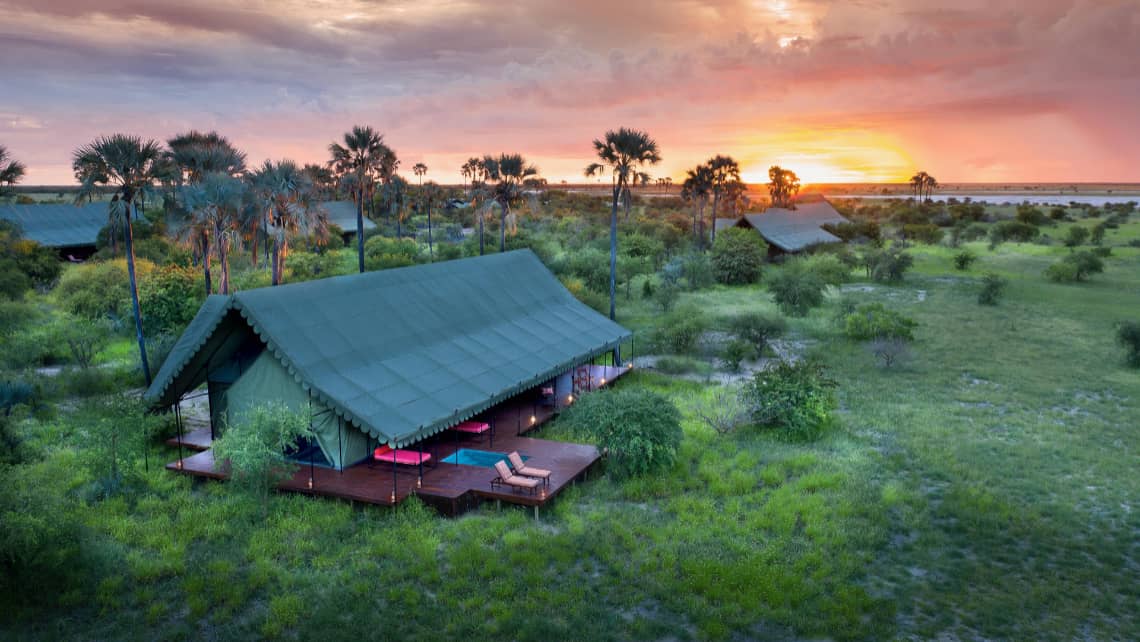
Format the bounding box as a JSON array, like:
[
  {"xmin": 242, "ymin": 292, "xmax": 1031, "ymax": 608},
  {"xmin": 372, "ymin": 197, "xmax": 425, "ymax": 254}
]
[{"xmin": 285, "ymin": 436, "xmax": 334, "ymax": 469}]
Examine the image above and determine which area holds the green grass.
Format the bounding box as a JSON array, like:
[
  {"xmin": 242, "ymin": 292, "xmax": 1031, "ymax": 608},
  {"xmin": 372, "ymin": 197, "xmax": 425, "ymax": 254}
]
[{"xmin": 3, "ymin": 216, "xmax": 1139, "ymax": 640}]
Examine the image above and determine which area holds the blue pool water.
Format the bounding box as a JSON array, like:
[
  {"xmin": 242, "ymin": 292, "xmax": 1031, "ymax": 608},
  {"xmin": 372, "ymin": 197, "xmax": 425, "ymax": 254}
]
[{"xmin": 441, "ymin": 448, "xmax": 526, "ymax": 468}]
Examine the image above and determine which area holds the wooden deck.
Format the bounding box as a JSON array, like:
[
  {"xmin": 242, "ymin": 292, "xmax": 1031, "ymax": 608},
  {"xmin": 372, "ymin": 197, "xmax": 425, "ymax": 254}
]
[{"xmin": 163, "ymin": 364, "xmax": 629, "ymax": 516}]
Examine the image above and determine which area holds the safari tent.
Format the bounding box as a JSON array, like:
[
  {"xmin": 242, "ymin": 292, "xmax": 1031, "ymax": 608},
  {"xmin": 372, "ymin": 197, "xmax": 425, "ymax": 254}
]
[
  {"xmin": 0, "ymin": 202, "xmax": 107, "ymax": 256},
  {"xmin": 144, "ymin": 250, "xmax": 631, "ymax": 471},
  {"xmin": 722, "ymin": 197, "xmax": 848, "ymax": 256}
]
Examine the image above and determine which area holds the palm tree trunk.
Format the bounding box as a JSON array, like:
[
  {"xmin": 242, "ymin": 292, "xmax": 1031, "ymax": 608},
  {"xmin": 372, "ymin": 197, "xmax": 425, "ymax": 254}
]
[
  {"xmin": 218, "ymin": 227, "xmax": 230, "ymax": 295},
  {"xmin": 125, "ymin": 201, "xmax": 152, "ymax": 386},
  {"xmin": 356, "ymin": 189, "xmax": 366, "ymax": 273},
  {"xmin": 427, "ymin": 202, "xmax": 434, "ymax": 261},
  {"xmin": 250, "ymin": 221, "xmax": 259, "ymax": 268},
  {"xmin": 711, "ymin": 191, "xmax": 720, "ymax": 244},
  {"xmin": 609, "ymin": 183, "xmax": 620, "ymax": 321}
]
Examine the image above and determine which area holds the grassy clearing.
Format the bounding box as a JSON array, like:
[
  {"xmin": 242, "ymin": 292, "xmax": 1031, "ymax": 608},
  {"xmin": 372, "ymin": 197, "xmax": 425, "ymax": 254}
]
[{"xmin": 3, "ymin": 215, "xmax": 1139, "ymax": 640}]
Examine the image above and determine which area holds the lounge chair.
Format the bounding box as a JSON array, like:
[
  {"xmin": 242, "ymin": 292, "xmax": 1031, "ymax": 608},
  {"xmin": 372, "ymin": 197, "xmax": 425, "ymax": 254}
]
[
  {"xmin": 372, "ymin": 446, "xmax": 432, "ymax": 467},
  {"xmin": 508, "ymin": 451, "xmax": 551, "ymax": 486},
  {"xmin": 490, "ymin": 460, "xmax": 540, "ymax": 495}
]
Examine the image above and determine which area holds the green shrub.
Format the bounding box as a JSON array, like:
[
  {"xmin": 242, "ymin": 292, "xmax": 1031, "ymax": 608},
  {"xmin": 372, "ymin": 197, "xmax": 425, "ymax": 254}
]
[
  {"xmin": 55, "ymin": 316, "xmax": 111, "ymax": 368},
  {"xmin": 863, "ymin": 248, "xmax": 914, "ymax": 283},
  {"xmin": 0, "ymin": 380, "xmax": 38, "ymax": 415},
  {"xmin": 977, "ymin": 272, "xmax": 1006, "ymax": 306},
  {"xmin": 801, "ymin": 253, "xmax": 849, "ymax": 285},
  {"xmin": 213, "ymin": 403, "xmax": 314, "ymax": 517},
  {"xmin": 741, "ymin": 360, "xmax": 837, "ymax": 441},
  {"xmin": 364, "ymin": 236, "xmax": 420, "ymax": 271},
  {"xmin": 1015, "ymin": 205, "xmax": 1049, "ymax": 226},
  {"xmin": 680, "ymin": 252, "xmax": 715, "ymax": 290},
  {"xmin": 1063, "ymin": 226, "xmax": 1089, "ymax": 247},
  {"xmin": 901, "ymin": 223, "xmax": 944, "ymax": 245},
  {"xmin": 1117, "ymin": 321, "xmax": 1140, "ymax": 367},
  {"xmin": 1092, "ymin": 246, "xmax": 1112, "ymax": 258},
  {"xmin": 653, "ymin": 356, "xmax": 706, "ymax": 375},
  {"xmin": 726, "ymin": 312, "xmax": 786, "ymax": 352},
  {"xmin": 711, "ymin": 227, "xmax": 767, "ymax": 285},
  {"xmin": 767, "ymin": 261, "xmax": 826, "ymax": 317},
  {"xmin": 1045, "ymin": 251, "xmax": 1104, "ymax": 283},
  {"xmin": 653, "ymin": 279, "xmax": 681, "ymax": 312},
  {"xmin": 137, "ymin": 264, "xmax": 201, "ymax": 336},
  {"xmin": 954, "ymin": 250, "xmax": 977, "ymax": 270},
  {"xmin": 721, "ymin": 339, "xmax": 755, "ymax": 372},
  {"xmin": 988, "ymin": 221, "xmax": 1040, "ymax": 248},
  {"xmin": 288, "ymin": 251, "xmax": 344, "ymax": 281},
  {"xmin": 54, "ymin": 259, "xmax": 137, "ymax": 322},
  {"xmin": 843, "ymin": 303, "xmax": 916, "ymax": 341},
  {"xmin": 959, "ymin": 223, "xmax": 989, "ymax": 242},
  {"xmin": 648, "ymin": 307, "xmax": 707, "ymax": 355},
  {"xmin": 558, "ymin": 388, "xmax": 683, "ymax": 479}
]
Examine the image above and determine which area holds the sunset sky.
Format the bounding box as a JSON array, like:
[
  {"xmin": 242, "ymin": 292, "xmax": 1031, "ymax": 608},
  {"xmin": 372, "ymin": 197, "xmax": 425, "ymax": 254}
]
[{"xmin": 2, "ymin": 0, "xmax": 1138, "ymax": 185}]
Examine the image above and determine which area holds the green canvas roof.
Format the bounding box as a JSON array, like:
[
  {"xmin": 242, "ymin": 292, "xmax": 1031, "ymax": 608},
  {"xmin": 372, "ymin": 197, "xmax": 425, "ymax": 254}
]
[
  {"xmin": 741, "ymin": 199, "xmax": 847, "ymax": 252},
  {"xmin": 319, "ymin": 201, "xmax": 377, "ymax": 234},
  {"xmin": 145, "ymin": 250, "xmax": 631, "ymax": 447},
  {"xmin": 0, "ymin": 202, "xmax": 107, "ymax": 248}
]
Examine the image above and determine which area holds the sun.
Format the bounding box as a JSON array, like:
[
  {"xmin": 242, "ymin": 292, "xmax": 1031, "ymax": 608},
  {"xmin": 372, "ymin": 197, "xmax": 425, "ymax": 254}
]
[{"xmin": 737, "ymin": 129, "xmax": 915, "ymax": 184}]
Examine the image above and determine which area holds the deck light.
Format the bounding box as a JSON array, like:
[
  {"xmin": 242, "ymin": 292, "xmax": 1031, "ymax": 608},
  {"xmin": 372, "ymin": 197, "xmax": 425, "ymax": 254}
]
[
  {"xmin": 530, "ymin": 415, "xmax": 537, "ymax": 424},
  {"xmin": 417, "ymin": 476, "xmax": 422, "ymax": 489},
  {"xmin": 567, "ymin": 394, "xmax": 574, "ymax": 403},
  {"xmin": 307, "ymin": 477, "xmax": 313, "ymax": 489},
  {"xmin": 390, "ymin": 489, "xmax": 396, "ymax": 503},
  {"xmin": 600, "ymin": 377, "xmax": 606, "ymax": 385}
]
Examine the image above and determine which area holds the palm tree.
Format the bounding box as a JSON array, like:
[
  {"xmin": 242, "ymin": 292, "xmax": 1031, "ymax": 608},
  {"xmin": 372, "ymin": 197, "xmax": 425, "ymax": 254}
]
[
  {"xmin": 413, "ymin": 162, "xmax": 428, "ymax": 186},
  {"xmin": 665, "ymin": 176, "xmax": 673, "ymax": 193},
  {"xmin": 166, "ymin": 131, "xmax": 247, "ymax": 277},
  {"xmin": 707, "ymin": 155, "xmax": 741, "ymax": 243},
  {"xmin": 923, "ymin": 174, "xmax": 938, "ymax": 201},
  {"xmin": 72, "ymin": 134, "xmax": 162, "ymax": 385},
  {"xmin": 681, "ymin": 164, "xmax": 713, "ymax": 244},
  {"xmin": 909, "ymin": 171, "xmax": 928, "ymax": 200},
  {"xmin": 0, "ymin": 145, "xmax": 27, "ymax": 197},
  {"xmin": 481, "ymin": 153, "xmax": 539, "ymax": 252},
  {"xmin": 584, "ymin": 127, "xmax": 661, "ymax": 322},
  {"xmin": 247, "ymin": 160, "xmax": 321, "ymax": 285},
  {"xmin": 421, "ymin": 181, "xmax": 443, "ymax": 260},
  {"xmin": 379, "ymin": 174, "xmax": 409, "ymax": 239},
  {"xmin": 302, "ymin": 163, "xmax": 336, "ymax": 201},
  {"xmin": 181, "ymin": 172, "xmax": 246, "ymax": 294},
  {"xmin": 329, "ymin": 126, "xmax": 395, "ymax": 273},
  {"xmin": 768, "ymin": 166, "xmax": 800, "ymax": 208}
]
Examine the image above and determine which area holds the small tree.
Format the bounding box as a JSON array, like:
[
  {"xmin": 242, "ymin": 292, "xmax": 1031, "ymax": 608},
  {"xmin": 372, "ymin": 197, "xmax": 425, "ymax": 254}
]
[
  {"xmin": 689, "ymin": 385, "xmax": 750, "ymax": 435},
  {"xmin": 768, "ymin": 260, "xmax": 826, "ymax": 317},
  {"xmin": 558, "ymin": 388, "xmax": 683, "ymax": 479},
  {"xmin": 721, "ymin": 339, "xmax": 755, "ymax": 372},
  {"xmin": 1117, "ymin": 321, "xmax": 1140, "ymax": 367},
  {"xmin": 1090, "ymin": 223, "xmax": 1107, "ymax": 246},
  {"xmin": 977, "ymin": 272, "xmax": 1006, "ymax": 305},
  {"xmin": 728, "ymin": 312, "xmax": 786, "ymax": 353},
  {"xmin": 212, "ymin": 403, "xmax": 314, "ymax": 518},
  {"xmin": 1063, "ymin": 226, "xmax": 1089, "ymax": 247},
  {"xmin": 1045, "ymin": 251, "xmax": 1104, "ymax": 283},
  {"xmin": 867, "ymin": 337, "xmax": 911, "ymax": 369},
  {"xmin": 953, "ymin": 250, "xmax": 977, "ymax": 271},
  {"xmin": 843, "ymin": 303, "xmax": 917, "ymax": 341},
  {"xmin": 863, "ymin": 247, "xmax": 914, "ymax": 283},
  {"xmin": 741, "ymin": 360, "xmax": 837, "ymax": 441},
  {"xmin": 711, "ymin": 227, "xmax": 767, "ymax": 285}
]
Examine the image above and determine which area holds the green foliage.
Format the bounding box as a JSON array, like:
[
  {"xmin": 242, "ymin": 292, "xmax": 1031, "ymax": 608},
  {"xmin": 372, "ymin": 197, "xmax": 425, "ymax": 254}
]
[
  {"xmin": 558, "ymin": 388, "xmax": 683, "ymax": 479},
  {"xmin": 843, "ymin": 303, "xmax": 917, "ymax": 341},
  {"xmin": 901, "ymin": 223, "xmax": 944, "ymax": 245},
  {"xmin": 652, "ymin": 279, "xmax": 681, "ymax": 312},
  {"xmin": 1045, "ymin": 251, "xmax": 1104, "ymax": 283},
  {"xmin": 55, "ymin": 259, "xmax": 147, "ymax": 323},
  {"xmin": 863, "ymin": 247, "xmax": 914, "ymax": 283},
  {"xmin": 1117, "ymin": 321, "xmax": 1140, "ymax": 367},
  {"xmin": 988, "ymin": 221, "xmax": 1040, "ymax": 248},
  {"xmin": 0, "ymin": 380, "xmax": 38, "ymax": 416},
  {"xmin": 741, "ymin": 360, "xmax": 837, "ymax": 441},
  {"xmin": 799, "ymin": 253, "xmax": 850, "ymax": 286},
  {"xmin": 212, "ymin": 403, "xmax": 314, "ymax": 517},
  {"xmin": 711, "ymin": 227, "xmax": 767, "ymax": 285},
  {"xmin": 822, "ymin": 220, "xmax": 881, "ymax": 243},
  {"xmin": 1015, "ymin": 205, "xmax": 1049, "ymax": 226},
  {"xmin": 55, "ymin": 315, "xmax": 111, "ymax": 368},
  {"xmin": 288, "ymin": 251, "xmax": 345, "ymax": 282},
  {"xmin": 653, "ymin": 355, "xmax": 711, "ymax": 376},
  {"xmin": 726, "ymin": 311, "xmax": 786, "ymax": 352},
  {"xmin": 1090, "ymin": 223, "xmax": 1106, "ymax": 246},
  {"xmin": 958, "ymin": 222, "xmax": 990, "ymax": 243},
  {"xmin": 978, "ymin": 273, "xmax": 1006, "ymax": 306},
  {"xmin": 363, "ymin": 236, "xmax": 420, "ymax": 271},
  {"xmin": 1063, "ymin": 226, "xmax": 1089, "ymax": 247},
  {"xmin": 648, "ymin": 306, "xmax": 707, "ymax": 355},
  {"xmin": 721, "ymin": 339, "xmax": 755, "ymax": 372},
  {"xmin": 679, "ymin": 252, "xmax": 715, "ymax": 290},
  {"xmin": 137, "ymin": 264, "xmax": 201, "ymax": 336},
  {"xmin": 0, "ymin": 221, "xmax": 63, "ymax": 298},
  {"xmin": 953, "ymin": 250, "xmax": 977, "ymax": 271},
  {"xmin": 768, "ymin": 260, "xmax": 826, "ymax": 317}
]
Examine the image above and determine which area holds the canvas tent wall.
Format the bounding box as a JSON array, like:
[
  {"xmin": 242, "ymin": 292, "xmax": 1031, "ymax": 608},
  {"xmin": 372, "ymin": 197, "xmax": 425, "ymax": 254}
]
[
  {"xmin": 146, "ymin": 250, "xmax": 632, "ymax": 460},
  {"xmin": 319, "ymin": 201, "xmax": 377, "ymax": 236},
  {"xmin": 740, "ymin": 198, "xmax": 848, "ymax": 254}
]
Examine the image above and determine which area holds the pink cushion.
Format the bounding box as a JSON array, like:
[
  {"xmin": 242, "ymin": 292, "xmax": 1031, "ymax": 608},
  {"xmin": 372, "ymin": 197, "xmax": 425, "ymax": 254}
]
[
  {"xmin": 374, "ymin": 448, "xmax": 431, "ymax": 465},
  {"xmin": 452, "ymin": 421, "xmax": 490, "ymax": 434}
]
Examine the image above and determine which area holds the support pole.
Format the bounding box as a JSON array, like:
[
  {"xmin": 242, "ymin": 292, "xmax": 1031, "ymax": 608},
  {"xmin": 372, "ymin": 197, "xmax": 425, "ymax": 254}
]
[
  {"xmin": 174, "ymin": 400, "xmax": 185, "ymax": 469},
  {"xmin": 489, "ymin": 418, "xmax": 494, "ymax": 449},
  {"xmin": 417, "ymin": 442, "xmax": 423, "ymax": 489},
  {"xmin": 391, "ymin": 454, "xmax": 397, "ymax": 505}
]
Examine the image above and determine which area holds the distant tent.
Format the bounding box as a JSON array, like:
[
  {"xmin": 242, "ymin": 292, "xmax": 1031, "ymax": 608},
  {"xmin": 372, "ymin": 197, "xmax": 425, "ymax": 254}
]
[
  {"xmin": 319, "ymin": 201, "xmax": 377, "ymax": 237},
  {"xmin": 0, "ymin": 202, "xmax": 107, "ymax": 250},
  {"xmin": 728, "ymin": 198, "xmax": 848, "ymax": 254},
  {"xmin": 145, "ymin": 250, "xmax": 631, "ymax": 469}
]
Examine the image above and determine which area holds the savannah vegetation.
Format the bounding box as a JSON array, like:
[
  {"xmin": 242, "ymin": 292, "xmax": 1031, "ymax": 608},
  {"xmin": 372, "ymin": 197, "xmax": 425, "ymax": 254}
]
[{"xmin": 1, "ymin": 134, "xmax": 1139, "ymax": 641}]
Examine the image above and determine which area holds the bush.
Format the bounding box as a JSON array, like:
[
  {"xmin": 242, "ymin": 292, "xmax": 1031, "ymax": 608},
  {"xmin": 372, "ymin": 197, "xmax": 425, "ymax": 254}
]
[
  {"xmin": 989, "ymin": 221, "xmax": 1040, "ymax": 248},
  {"xmin": 1063, "ymin": 226, "xmax": 1089, "ymax": 247},
  {"xmin": 800, "ymin": 253, "xmax": 849, "ymax": 286},
  {"xmin": 558, "ymin": 388, "xmax": 683, "ymax": 479},
  {"xmin": 213, "ymin": 403, "xmax": 314, "ymax": 517},
  {"xmin": 653, "ymin": 356, "xmax": 707, "ymax": 376},
  {"xmin": 55, "ymin": 316, "xmax": 111, "ymax": 368},
  {"xmin": 363, "ymin": 236, "xmax": 420, "ymax": 271},
  {"xmin": 843, "ymin": 303, "xmax": 916, "ymax": 341},
  {"xmin": 137, "ymin": 264, "xmax": 202, "ymax": 336},
  {"xmin": 689, "ymin": 386, "xmax": 750, "ymax": 435},
  {"xmin": 288, "ymin": 251, "xmax": 344, "ymax": 281},
  {"xmin": 767, "ymin": 261, "xmax": 826, "ymax": 317},
  {"xmin": 680, "ymin": 252, "xmax": 715, "ymax": 290},
  {"xmin": 959, "ymin": 223, "xmax": 989, "ymax": 243},
  {"xmin": 1015, "ymin": 205, "xmax": 1049, "ymax": 226},
  {"xmin": 1091, "ymin": 223, "xmax": 1106, "ymax": 246},
  {"xmin": 55, "ymin": 259, "xmax": 142, "ymax": 322},
  {"xmin": 648, "ymin": 307, "xmax": 707, "ymax": 355},
  {"xmin": 653, "ymin": 279, "xmax": 681, "ymax": 312},
  {"xmin": 977, "ymin": 272, "xmax": 1006, "ymax": 306},
  {"xmin": 953, "ymin": 250, "xmax": 977, "ymax": 271},
  {"xmin": 741, "ymin": 360, "xmax": 837, "ymax": 441},
  {"xmin": 1117, "ymin": 321, "xmax": 1140, "ymax": 367},
  {"xmin": 863, "ymin": 248, "xmax": 914, "ymax": 283},
  {"xmin": 867, "ymin": 337, "xmax": 911, "ymax": 369},
  {"xmin": 711, "ymin": 228, "xmax": 767, "ymax": 285},
  {"xmin": 901, "ymin": 223, "xmax": 944, "ymax": 245},
  {"xmin": 727, "ymin": 312, "xmax": 786, "ymax": 352},
  {"xmin": 721, "ymin": 339, "xmax": 755, "ymax": 372},
  {"xmin": 1045, "ymin": 251, "xmax": 1104, "ymax": 283}
]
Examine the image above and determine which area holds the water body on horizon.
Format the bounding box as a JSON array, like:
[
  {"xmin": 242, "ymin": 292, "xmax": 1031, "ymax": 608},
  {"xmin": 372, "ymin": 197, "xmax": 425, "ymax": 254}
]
[{"xmin": 833, "ymin": 194, "xmax": 1139, "ymax": 207}]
